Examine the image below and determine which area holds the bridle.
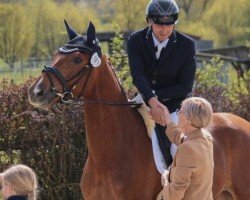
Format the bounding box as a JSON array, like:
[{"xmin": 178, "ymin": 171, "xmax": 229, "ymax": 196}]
[
  {"xmin": 42, "ymin": 59, "xmax": 142, "ymax": 107},
  {"xmin": 42, "ymin": 62, "xmax": 92, "ymax": 105}
]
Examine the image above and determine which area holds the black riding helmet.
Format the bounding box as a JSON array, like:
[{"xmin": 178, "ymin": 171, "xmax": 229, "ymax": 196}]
[{"xmin": 146, "ymin": 0, "xmax": 179, "ymax": 25}]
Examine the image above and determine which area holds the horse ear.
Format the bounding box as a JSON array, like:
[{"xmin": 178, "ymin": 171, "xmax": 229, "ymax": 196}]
[
  {"xmin": 64, "ymin": 19, "xmax": 78, "ymax": 40},
  {"xmin": 87, "ymin": 21, "xmax": 96, "ymax": 44}
]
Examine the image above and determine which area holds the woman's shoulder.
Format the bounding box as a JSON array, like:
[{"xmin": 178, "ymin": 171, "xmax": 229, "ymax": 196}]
[
  {"xmin": 178, "ymin": 132, "xmax": 210, "ymax": 156},
  {"xmin": 179, "ymin": 130, "xmax": 213, "ymax": 156}
]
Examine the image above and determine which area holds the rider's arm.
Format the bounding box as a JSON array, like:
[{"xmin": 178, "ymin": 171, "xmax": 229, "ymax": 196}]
[{"xmin": 127, "ymin": 34, "xmax": 156, "ymax": 102}]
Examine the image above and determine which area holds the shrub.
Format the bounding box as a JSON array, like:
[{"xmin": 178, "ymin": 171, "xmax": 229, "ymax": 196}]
[
  {"xmin": 110, "ymin": 24, "xmax": 136, "ymax": 96},
  {"xmin": 0, "ymin": 79, "xmax": 86, "ymax": 200},
  {"xmin": 194, "ymin": 57, "xmax": 250, "ymax": 120}
]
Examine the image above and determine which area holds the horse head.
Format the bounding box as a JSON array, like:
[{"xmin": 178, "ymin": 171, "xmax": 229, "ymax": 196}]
[{"xmin": 28, "ymin": 20, "xmax": 103, "ymax": 108}]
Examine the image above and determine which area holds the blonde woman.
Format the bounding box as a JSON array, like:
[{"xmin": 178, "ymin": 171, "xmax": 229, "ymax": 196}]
[
  {"xmin": 161, "ymin": 97, "xmax": 214, "ymax": 200},
  {"xmin": 0, "ymin": 164, "xmax": 38, "ymax": 200}
]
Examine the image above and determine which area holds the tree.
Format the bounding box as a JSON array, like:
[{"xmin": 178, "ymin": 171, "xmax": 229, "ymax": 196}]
[
  {"xmin": 110, "ymin": 25, "xmax": 134, "ymax": 92},
  {"xmin": 113, "ymin": 0, "xmax": 148, "ymax": 30},
  {"xmin": 176, "ymin": 0, "xmax": 249, "ymax": 47},
  {"xmin": 176, "ymin": 0, "xmax": 214, "ymax": 20},
  {"xmin": 30, "ymin": 0, "xmax": 65, "ymax": 56},
  {"xmin": 93, "ymin": 0, "xmax": 115, "ymax": 24},
  {"xmin": 0, "ymin": 3, "xmax": 34, "ymax": 68},
  {"xmin": 26, "ymin": 0, "xmax": 102, "ymax": 57},
  {"xmin": 92, "ymin": 0, "xmax": 148, "ymax": 31},
  {"xmin": 203, "ymin": 0, "xmax": 249, "ymax": 46}
]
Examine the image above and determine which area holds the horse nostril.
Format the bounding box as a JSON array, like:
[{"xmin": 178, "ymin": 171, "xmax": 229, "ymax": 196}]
[
  {"xmin": 36, "ymin": 89, "xmax": 44, "ymax": 97},
  {"xmin": 33, "ymin": 86, "xmax": 44, "ymax": 97}
]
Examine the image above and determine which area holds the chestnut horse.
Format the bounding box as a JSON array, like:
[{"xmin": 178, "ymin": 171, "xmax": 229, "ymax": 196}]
[{"xmin": 28, "ymin": 21, "xmax": 250, "ymax": 200}]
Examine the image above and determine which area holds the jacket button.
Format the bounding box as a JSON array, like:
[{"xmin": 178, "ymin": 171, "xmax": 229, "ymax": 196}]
[
  {"xmin": 152, "ymin": 80, "xmax": 157, "ymax": 84},
  {"xmin": 162, "ymin": 98, "xmax": 170, "ymax": 102}
]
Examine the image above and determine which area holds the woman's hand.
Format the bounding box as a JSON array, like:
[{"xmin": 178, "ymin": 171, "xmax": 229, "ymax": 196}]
[
  {"xmin": 161, "ymin": 170, "xmax": 169, "ymax": 186},
  {"xmin": 148, "ymin": 97, "xmax": 170, "ymax": 126}
]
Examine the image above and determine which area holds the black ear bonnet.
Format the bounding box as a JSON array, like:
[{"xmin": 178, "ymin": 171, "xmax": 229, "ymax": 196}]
[{"xmin": 59, "ymin": 20, "xmax": 102, "ymax": 59}]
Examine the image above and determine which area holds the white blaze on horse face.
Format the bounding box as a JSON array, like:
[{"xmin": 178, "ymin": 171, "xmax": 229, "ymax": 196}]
[
  {"xmin": 33, "ymin": 78, "xmax": 44, "ymax": 96},
  {"xmin": 90, "ymin": 52, "xmax": 101, "ymax": 67}
]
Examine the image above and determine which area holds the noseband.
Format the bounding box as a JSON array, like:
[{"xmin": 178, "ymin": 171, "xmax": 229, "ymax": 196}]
[{"xmin": 42, "ymin": 63, "xmax": 92, "ymax": 105}]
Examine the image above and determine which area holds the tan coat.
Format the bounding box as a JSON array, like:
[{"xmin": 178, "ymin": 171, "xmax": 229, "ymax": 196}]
[{"xmin": 162, "ymin": 123, "xmax": 214, "ymax": 200}]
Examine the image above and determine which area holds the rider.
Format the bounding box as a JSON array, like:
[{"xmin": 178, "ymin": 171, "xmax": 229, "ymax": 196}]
[{"xmin": 127, "ymin": 0, "xmax": 196, "ymax": 166}]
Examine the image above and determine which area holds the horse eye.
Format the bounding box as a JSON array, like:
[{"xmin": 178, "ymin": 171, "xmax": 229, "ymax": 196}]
[{"xmin": 74, "ymin": 57, "xmax": 82, "ymax": 64}]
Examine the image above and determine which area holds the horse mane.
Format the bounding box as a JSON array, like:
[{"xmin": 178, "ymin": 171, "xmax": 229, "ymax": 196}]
[{"xmin": 104, "ymin": 55, "xmax": 129, "ymax": 101}]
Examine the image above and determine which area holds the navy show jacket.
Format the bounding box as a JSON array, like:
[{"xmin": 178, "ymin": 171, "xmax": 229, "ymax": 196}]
[{"xmin": 127, "ymin": 27, "xmax": 196, "ymax": 113}]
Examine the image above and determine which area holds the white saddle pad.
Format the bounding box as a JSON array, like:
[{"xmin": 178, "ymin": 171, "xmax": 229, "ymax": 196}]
[{"xmin": 131, "ymin": 94, "xmax": 178, "ymax": 174}]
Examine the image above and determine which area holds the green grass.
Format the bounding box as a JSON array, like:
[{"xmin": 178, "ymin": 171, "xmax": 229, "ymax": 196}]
[
  {"xmin": 0, "ymin": 68, "xmax": 41, "ymax": 84},
  {"xmin": 0, "ymin": 57, "xmax": 45, "ymax": 84}
]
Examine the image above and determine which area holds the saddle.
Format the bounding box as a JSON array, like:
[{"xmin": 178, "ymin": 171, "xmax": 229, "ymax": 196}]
[
  {"xmin": 130, "ymin": 94, "xmax": 167, "ymax": 174},
  {"xmin": 131, "ymin": 94, "xmax": 170, "ymax": 200}
]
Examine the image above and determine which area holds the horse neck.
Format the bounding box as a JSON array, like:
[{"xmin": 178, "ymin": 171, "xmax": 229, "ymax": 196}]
[
  {"xmin": 84, "ymin": 56, "xmax": 142, "ymax": 160},
  {"xmin": 86, "ymin": 55, "xmax": 126, "ymax": 102}
]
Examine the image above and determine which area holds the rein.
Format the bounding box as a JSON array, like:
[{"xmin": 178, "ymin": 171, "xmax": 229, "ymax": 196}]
[
  {"xmin": 84, "ymin": 99, "xmax": 143, "ymax": 107},
  {"xmin": 42, "ymin": 64, "xmax": 142, "ymax": 107}
]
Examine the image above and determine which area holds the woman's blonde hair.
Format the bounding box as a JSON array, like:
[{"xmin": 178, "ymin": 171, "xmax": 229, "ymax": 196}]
[
  {"xmin": 182, "ymin": 97, "xmax": 213, "ymax": 128},
  {"xmin": 1, "ymin": 164, "xmax": 38, "ymax": 200}
]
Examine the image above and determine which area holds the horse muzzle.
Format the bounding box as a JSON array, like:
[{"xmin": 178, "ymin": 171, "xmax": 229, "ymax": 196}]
[{"xmin": 28, "ymin": 77, "xmax": 57, "ymax": 108}]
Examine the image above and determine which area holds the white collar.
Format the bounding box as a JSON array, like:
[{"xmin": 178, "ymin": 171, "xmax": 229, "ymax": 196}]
[{"xmin": 152, "ymin": 33, "xmax": 169, "ymax": 48}]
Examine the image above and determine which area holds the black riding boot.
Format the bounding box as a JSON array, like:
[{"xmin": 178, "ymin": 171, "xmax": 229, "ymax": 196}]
[{"xmin": 155, "ymin": 124, "xmax": 173, "ymax": 167}]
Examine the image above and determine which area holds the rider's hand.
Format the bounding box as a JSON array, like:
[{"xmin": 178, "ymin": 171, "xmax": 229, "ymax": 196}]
[{"xmin": 148, "ymin": 97, "xmax": 169, "ymax": 126}]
